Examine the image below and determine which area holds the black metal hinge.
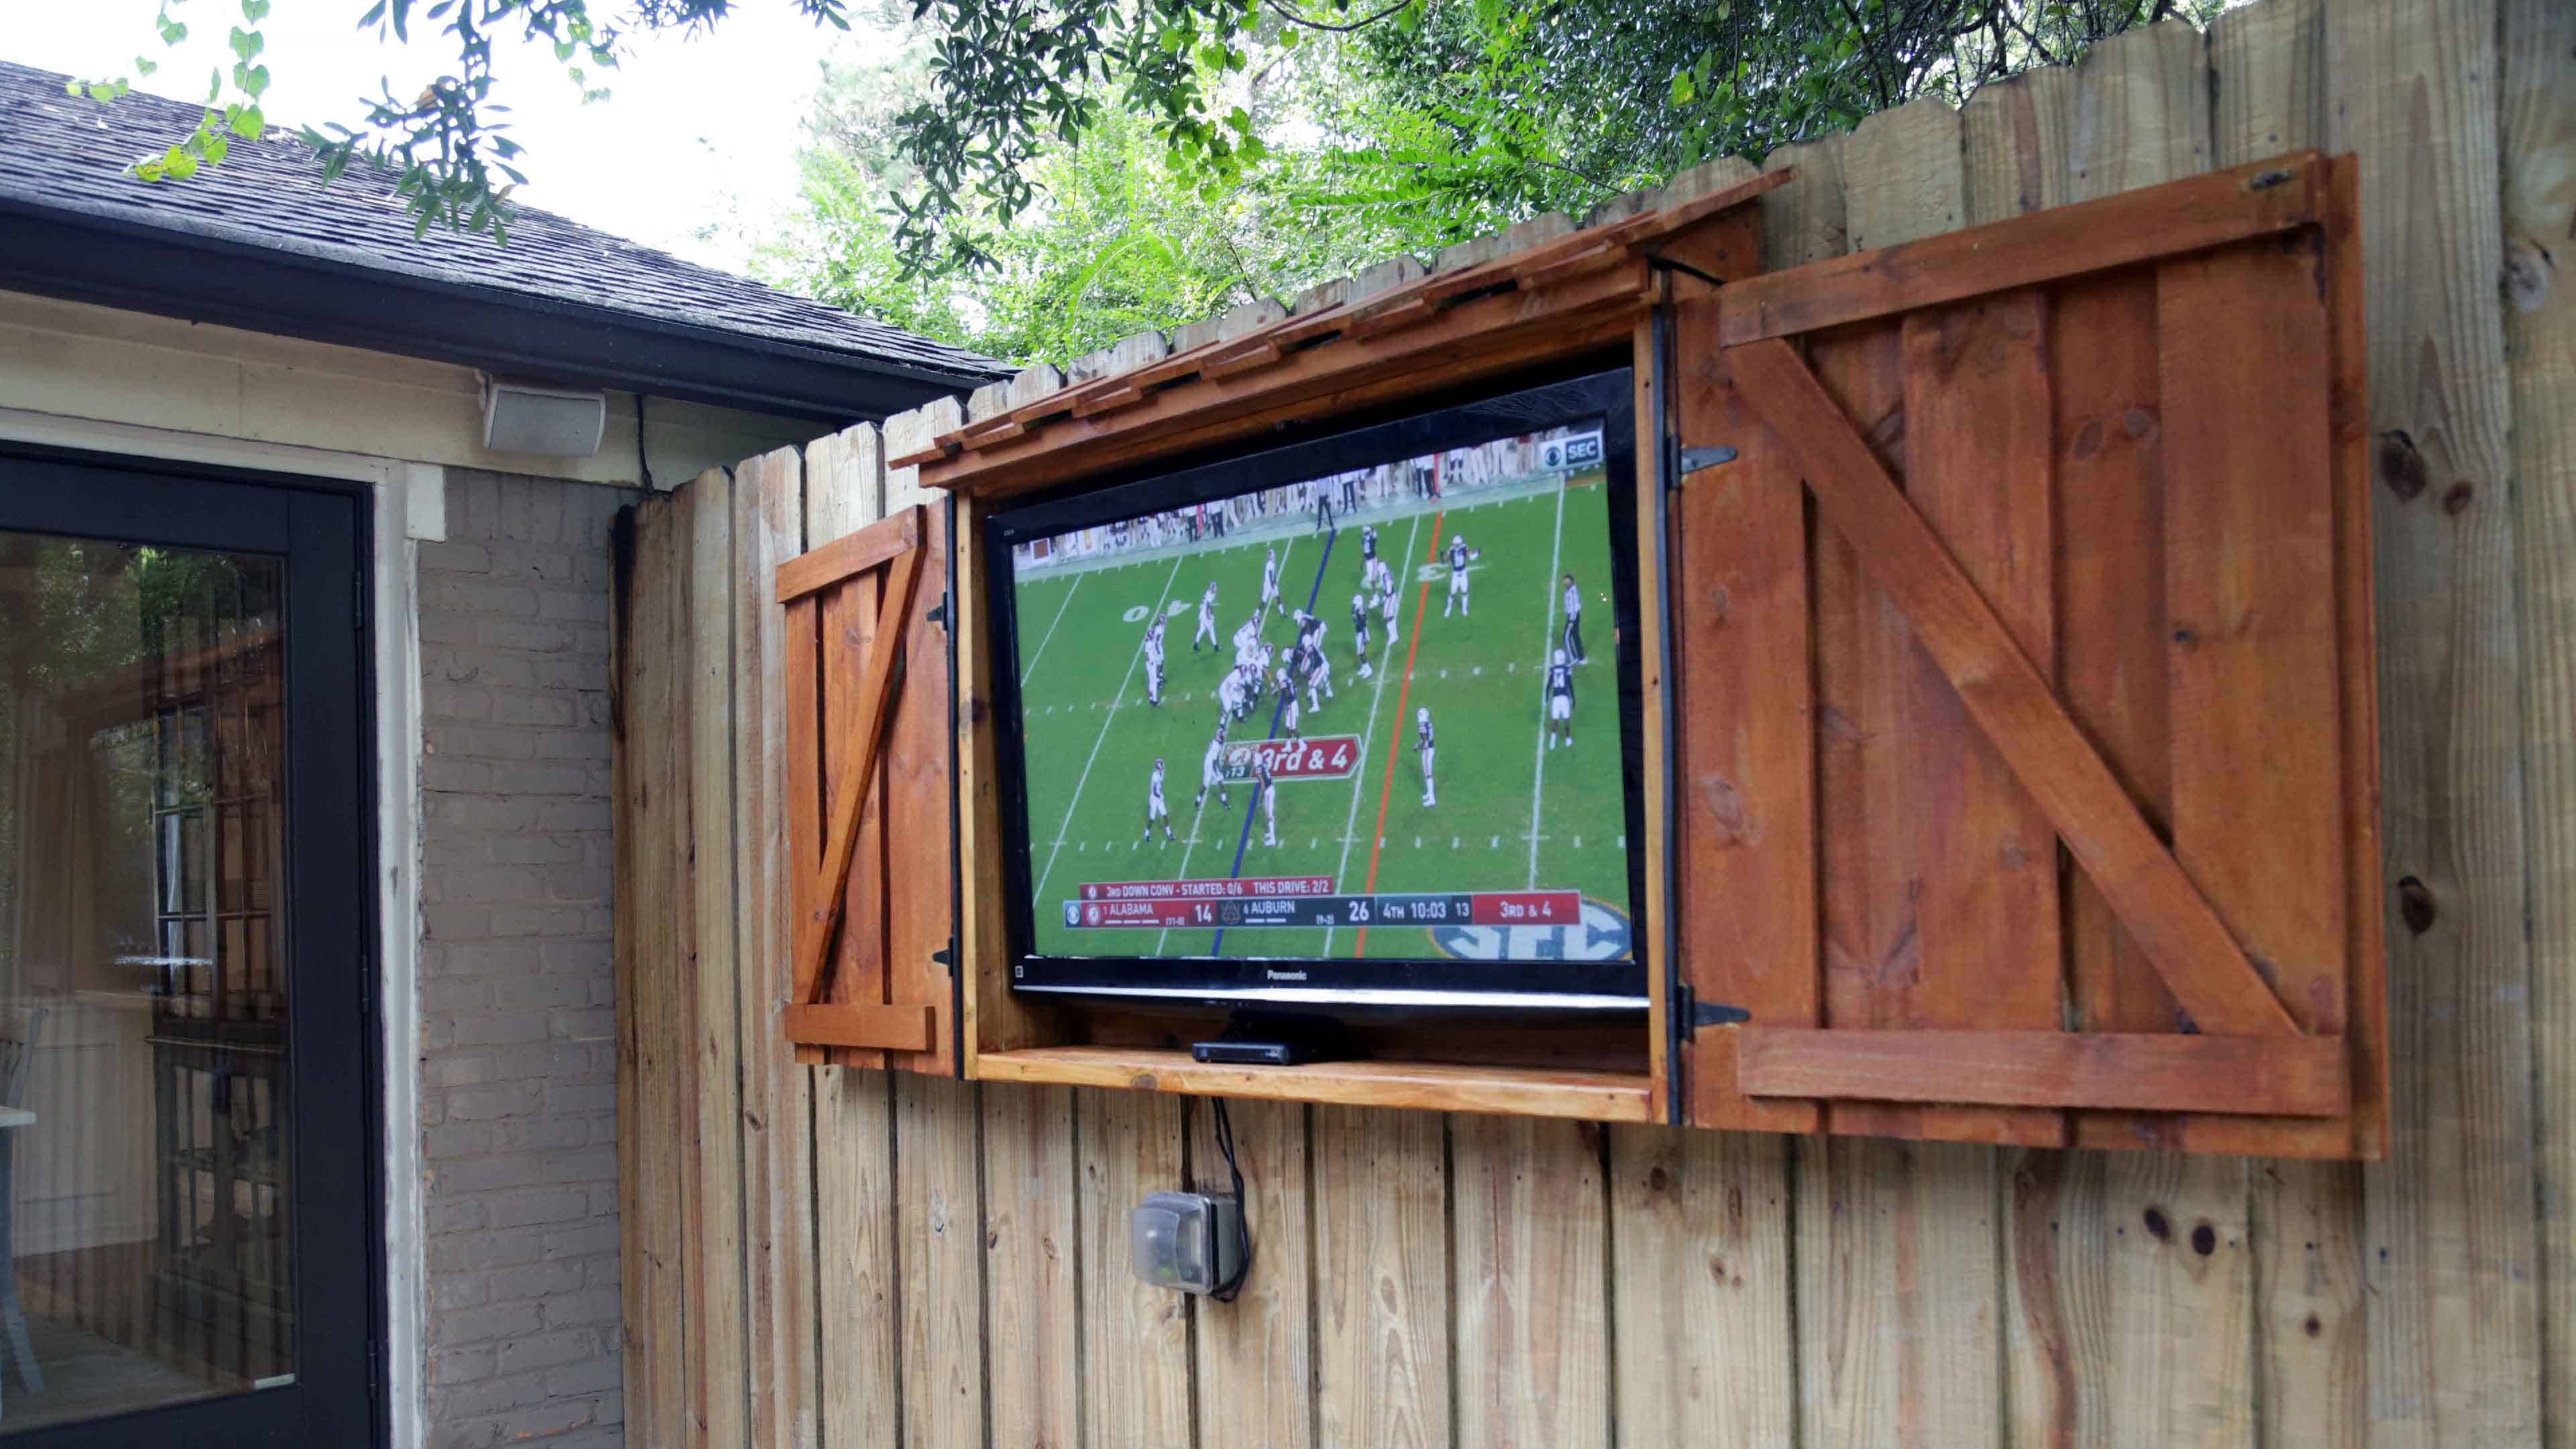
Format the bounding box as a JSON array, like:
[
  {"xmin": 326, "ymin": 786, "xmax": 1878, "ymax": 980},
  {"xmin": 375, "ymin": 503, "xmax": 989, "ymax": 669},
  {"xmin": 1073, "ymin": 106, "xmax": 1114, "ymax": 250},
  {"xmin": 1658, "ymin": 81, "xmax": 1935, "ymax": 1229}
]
[
  {"xmin": 932, "ymin": 941, "xmax": 956, "ymax": 978},
  {"xmin": 926, "ymin": 592, "xmax": 951, "ymax": 631},
  {"xmin": 1672, "ymin": 983, "xmax": 1752, "ymax": 1034},
  {"xmin": 1670, "ymin": 445, "xmax": 1739, "ymax": 488}
]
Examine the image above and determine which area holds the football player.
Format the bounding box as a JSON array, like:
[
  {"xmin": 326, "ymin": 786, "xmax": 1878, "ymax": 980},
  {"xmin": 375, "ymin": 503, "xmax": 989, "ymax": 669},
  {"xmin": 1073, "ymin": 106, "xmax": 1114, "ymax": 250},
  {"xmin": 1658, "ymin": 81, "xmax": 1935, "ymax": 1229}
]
[
  {"xmin": 1360, "ymin": 523, "xmax": 1380, "ymax": 568},
  {"xmin": 1260, "ymin": 545, "xmax": 1281, "ymax": 612},
  {"xmin": 1193, "ymin": 580, "xmax": 1219, "ymax": 651},
  {"xmin": 1546, "ymin": 647, "xmax": 1576, "ymax": 749},
  {"xmin": 1258, "ymin": 754, "xmax": 1281, "ymax": 848},
  {"xmin": 1350, "ymin": 591, "xmax": 1373, "ymax": 678},
  {"xmin": 1216, "ymin": 663, "xmax": 1245, "ymax": 724},
  {"xmin": 1143, "ymin": 757, "xmax": 1175, "ymax": 845},
  {"xmin": 1195, "ymin": 721, "xmax": 1232, "ymax": 811},
  {"xmin": 1442, "ymin": 533, "xmax": 1477, "ymax": 618},
  {"xmin": 1276, "ymin": 665, "xmax": 1302, "ymax": 742},
  {"xmin": 1233, "ymin": 610, "xmax": 1263, "ymax": 672},
  {"xmin": 1416, "ymin": 706, "xmax": 1437, "ymax": 807},
  {"xmin": 1142, "ymin": 615, "xmax": 1167, "ymax": 707},
  {"xmin": 1379, "ymin": 564, "xmax": 1401, "ymax": 643},
  {"xmin": 1303, "ymin": 623, "xmax": 1334, "ymax": 712}
]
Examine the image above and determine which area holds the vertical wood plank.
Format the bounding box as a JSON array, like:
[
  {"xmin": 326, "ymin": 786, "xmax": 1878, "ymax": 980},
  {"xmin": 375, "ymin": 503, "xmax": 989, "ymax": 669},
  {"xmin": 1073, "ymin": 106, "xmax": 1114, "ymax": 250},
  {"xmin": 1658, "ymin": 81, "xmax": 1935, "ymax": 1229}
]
[
  {"xmin": 1454, "ymin": 1114, "xmax": 1609, "ymax": 1449},
  {"xmin": 2326, "ymin": 0, "xmax": 2544, "ymax": 1442},
  {"xmin": 792, "ymin": 433, "xmax": 903, "ymax": 1449},
  {"xmin": 2503, "ymin": 0, "xmax": 2576, "ymax": 1440},
  {"xmin": 2157, "ymin": 236, "xmax": 2349, "ymax": 1134},
  {"xmin": 1609, "ymin": 1126, "xmax": 1796, "ymax": 1448},
  {"xmin": 1597, "ymin": 132, "xmax": 1854, "ymax": 1449},
  {"xmin": 1798, "ymin": 1137, "xmax": 2002, "ymax": 1448},
  {"xmin": 883, "ymin": 402, "xmax": 991, "ymax": 1449},
  {"xmin": 1191, "ymin": 1099, "xmax": 1313, "ymax": 1449},
  {"xmin": 1953, "ymin": 24, "xmax": 2277, "ymax": 1448},
  {"xmin": 2204, "ymin": 7, "xmax": 2370, "ymax": 1443},
  {"xmin": 1311, "ymin": 1105, "xmax": 1449, "ymax": 1449},
  {"xmin": 2006, "ymin": 1150, "xmax": 2253, "ymax": 1449},
  {"xmin": 1801, "ymin": 91, "xmax": 2006, "ymax": 1449},
  {"xmin": 735, "ymin": 447, "xmax": 824, "ymax": 1449},
  {"xmin": 614, "ymin": 496, "xmax": 691, "ymax": 1446},
  {"xmin": 2248, "ymin": 1158, "xmax": 2368, "ymax": 1447},
  {"xmin": 898, "ymin": 1074, "xmax": 988, "ymax": 1449},
  {"xmin": 1669, "ymin": 297, "xmax": 1818, "ymax": 1134},
  {"xmin": 2048, "ymin": 270, "xmax": 2184, "ymax": 1107},
  {"xmin": 684, "ymin": 471, "xmax": 751, "ymax": 1447},
  {"xmin": 1079, "ymin": 1093, "xmax": 1193, "ymax": 1448},
  {"xmin": 814, "ymin": 1068, "xmax": 900, "ymax": 1448},
  {"xmin": 983, "ymin": 1082, "xmax": 1081, "ymax": 1449},
  {"xmin": 884, "ymin": 497, "xmax": 956, "ymax": 1073},
  {"xmin": 1894, "ymin": 286, "xmax": 2063, "ymax": 1149},
  {"xmin": 819, "ymin": 510, "xmax": 891, "ymax": 1072}
]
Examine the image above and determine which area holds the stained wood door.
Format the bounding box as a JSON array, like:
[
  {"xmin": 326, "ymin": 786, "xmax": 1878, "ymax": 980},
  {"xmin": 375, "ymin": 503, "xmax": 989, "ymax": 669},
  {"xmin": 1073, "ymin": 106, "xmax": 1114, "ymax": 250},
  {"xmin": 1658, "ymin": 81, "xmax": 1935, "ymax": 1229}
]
[
  {"xmin": 1664, "ymin": 152, "xmax": 2385, "ymax": 1159},
  {"xmin": 777, "ymin": 502, "xmax": 959, "ymax": 1073}
]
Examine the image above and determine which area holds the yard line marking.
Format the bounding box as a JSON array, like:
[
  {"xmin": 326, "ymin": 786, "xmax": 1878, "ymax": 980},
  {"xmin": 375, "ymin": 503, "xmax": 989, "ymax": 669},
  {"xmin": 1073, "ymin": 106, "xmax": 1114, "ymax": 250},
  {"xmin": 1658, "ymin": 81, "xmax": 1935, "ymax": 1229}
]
[
  {"xmin": 1020, "ymin": 570, "xmax": 1085, "ymax": 682},
  {"xmin": 1526, "ymin": 477, "xmax": 1568, "ymax": 889},
  {"xmin": 1033, "ymin": 555, "xmax": 1185, "ymax": 905},
  {"xmin": 1353, "ymin": 509, "xmax": 1446, "ymax": 955},
  {"xmin": 1321, "ymin": 512, "xmax": 1420, "ymax": 957}
]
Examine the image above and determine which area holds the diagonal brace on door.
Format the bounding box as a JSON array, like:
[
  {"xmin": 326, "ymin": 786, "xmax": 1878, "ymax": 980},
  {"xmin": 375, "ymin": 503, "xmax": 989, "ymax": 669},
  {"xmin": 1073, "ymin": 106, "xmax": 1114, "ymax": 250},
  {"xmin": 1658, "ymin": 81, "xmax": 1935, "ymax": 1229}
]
[
  {"xmin": 1719, "ymin": 336, "xmax": 2300, "ymax": 1040},
  {"xmin": 779, "ymin": 504, "xmax": 930, "ymax": 1051}
]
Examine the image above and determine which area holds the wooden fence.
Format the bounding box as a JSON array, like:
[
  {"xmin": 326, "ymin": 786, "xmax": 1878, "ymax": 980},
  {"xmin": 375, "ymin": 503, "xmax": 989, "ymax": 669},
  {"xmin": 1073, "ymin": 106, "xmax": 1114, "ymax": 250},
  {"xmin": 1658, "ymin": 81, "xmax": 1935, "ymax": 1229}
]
[{"xmin": 614, "ymin": 0, "xmax": 2576, "ymax": 1441}]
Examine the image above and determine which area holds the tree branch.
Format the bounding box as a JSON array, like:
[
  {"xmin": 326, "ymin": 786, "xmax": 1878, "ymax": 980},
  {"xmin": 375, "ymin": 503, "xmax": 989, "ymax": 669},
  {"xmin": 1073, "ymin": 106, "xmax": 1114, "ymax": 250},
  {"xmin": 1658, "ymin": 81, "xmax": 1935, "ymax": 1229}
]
[{"xmin": 1263, "ymin": 0, "xmax": 1411, "ymax": 34}]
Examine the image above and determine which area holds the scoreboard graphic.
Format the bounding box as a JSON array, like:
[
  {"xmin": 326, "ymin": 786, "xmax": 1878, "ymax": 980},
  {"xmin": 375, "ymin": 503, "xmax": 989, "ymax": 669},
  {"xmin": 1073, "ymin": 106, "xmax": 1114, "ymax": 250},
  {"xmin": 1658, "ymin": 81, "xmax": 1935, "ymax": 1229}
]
[
  {"xmin": 1066, "ymin": 874, "xmax": 1581, "ymax": 932},
  {"xmin": 1217, "ymin": 734, "xmax": 1361, "ymax": 784}
]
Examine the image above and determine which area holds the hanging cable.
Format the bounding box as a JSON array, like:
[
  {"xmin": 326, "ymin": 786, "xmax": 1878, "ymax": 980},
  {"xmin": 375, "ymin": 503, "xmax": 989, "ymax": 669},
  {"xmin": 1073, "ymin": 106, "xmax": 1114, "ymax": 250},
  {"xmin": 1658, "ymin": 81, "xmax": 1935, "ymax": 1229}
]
[{"xmin": 1209, "ymin": 1097, "xmax": 1253, "ymax": 1303}]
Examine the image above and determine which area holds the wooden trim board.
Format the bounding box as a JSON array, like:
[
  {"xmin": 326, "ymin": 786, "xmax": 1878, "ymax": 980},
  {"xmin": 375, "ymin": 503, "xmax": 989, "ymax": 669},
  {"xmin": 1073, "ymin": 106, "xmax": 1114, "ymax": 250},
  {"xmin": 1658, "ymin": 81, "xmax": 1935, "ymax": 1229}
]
[
  {"xmin": 1737, "ymin": 1029, "xmax": 2348, "ymax": 1116},
  {"xmin": 973, "ymin": 1049, "xmax": 1656, "ymax": 1123},
  {"xmin": 1714, "ymin": 152, "xmax": 2328, "ymax": 345}
]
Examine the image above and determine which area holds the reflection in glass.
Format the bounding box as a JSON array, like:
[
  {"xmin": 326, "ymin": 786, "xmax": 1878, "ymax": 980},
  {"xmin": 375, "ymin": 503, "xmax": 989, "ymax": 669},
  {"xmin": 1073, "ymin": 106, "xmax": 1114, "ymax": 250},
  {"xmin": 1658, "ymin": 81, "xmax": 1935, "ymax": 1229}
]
[{"xmin": 0, "ymin": 531, "xmax": 292, "ymax": 1432}]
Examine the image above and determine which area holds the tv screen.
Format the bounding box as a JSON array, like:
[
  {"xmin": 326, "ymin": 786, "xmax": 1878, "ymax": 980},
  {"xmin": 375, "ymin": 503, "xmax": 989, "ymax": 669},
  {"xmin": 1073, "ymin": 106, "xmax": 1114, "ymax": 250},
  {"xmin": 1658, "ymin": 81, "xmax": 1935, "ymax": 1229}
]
[{"xmin": 985, "ymin": 370, "xmax": 1649, "ymax": 1012}]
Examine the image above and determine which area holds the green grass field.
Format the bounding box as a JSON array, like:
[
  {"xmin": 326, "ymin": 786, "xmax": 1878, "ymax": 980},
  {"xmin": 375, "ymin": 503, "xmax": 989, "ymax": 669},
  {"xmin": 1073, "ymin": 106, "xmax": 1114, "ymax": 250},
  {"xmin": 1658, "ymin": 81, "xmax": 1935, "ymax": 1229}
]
[{"xmin": 1010, "ymin": 476, "xmax": 1631, "ymax": 963}]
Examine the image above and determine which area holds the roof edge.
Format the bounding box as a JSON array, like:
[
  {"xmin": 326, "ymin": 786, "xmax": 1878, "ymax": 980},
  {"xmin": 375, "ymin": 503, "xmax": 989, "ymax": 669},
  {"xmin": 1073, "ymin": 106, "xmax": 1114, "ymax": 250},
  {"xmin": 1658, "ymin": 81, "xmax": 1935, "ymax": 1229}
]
[{"xmin": 0, "ymin": 197, "xmax": 1008, "ymax": 423}]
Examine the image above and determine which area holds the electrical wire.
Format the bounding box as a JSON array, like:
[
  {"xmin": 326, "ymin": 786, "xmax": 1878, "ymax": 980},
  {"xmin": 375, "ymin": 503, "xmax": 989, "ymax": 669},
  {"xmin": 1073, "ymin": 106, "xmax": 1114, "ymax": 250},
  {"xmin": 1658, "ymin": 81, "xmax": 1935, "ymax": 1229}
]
[{"xmin": 1208, "ymin": 1097, "xmax": 1253, "ymax": 1303}]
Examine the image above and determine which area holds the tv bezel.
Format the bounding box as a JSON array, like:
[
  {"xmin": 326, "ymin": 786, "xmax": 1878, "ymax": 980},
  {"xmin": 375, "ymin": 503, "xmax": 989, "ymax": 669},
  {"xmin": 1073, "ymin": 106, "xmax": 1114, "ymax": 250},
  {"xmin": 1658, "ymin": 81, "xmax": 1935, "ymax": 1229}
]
[{"xmin": 981, "ymin": 364, "xmax": 1652, "ymax": 1015}]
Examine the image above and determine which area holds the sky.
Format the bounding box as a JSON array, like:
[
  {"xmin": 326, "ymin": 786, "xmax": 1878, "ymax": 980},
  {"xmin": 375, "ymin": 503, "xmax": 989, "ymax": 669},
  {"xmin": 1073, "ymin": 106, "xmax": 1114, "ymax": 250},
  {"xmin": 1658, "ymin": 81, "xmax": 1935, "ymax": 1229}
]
[{"xmin": 7, "ymin": 0, "xmax": 883, "ymax": 273}]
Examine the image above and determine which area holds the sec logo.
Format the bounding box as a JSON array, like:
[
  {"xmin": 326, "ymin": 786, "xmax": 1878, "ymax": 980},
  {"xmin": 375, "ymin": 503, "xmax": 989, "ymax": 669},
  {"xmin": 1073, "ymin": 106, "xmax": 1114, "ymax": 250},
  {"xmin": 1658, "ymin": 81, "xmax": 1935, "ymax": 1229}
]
[{"xmin": 1431, "ymin": 897, "xmax": 1633, "ymax": 962}]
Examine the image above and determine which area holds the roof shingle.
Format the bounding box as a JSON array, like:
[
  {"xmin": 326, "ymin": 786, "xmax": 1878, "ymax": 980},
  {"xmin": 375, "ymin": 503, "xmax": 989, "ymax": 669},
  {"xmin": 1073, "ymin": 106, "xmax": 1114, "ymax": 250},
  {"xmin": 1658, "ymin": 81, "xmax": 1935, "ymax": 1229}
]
[{"xmin": 0, "ymin": 59, "xmax": 1005, "ymax": 388}]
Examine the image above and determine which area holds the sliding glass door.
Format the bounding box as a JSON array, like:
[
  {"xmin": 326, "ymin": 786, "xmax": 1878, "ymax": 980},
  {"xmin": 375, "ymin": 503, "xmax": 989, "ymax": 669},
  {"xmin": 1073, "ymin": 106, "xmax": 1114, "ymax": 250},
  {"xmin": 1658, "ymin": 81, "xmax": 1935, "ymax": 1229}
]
[{"xmin": 0, "ymin": 450, "xmax": 378, "ymax": 1446}]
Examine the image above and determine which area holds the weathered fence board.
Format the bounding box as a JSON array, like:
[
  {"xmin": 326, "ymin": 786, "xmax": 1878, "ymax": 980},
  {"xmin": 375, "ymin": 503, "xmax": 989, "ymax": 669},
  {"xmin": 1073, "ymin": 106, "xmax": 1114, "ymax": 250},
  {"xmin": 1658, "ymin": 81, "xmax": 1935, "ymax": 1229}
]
[
  {"xmin": 2326, "ymin": 0, "xmax": 2543, "ymax": 1444},
  {"xmin": 2502, "ymin": 0, "xmax": 2576, "ymax": 1440}
]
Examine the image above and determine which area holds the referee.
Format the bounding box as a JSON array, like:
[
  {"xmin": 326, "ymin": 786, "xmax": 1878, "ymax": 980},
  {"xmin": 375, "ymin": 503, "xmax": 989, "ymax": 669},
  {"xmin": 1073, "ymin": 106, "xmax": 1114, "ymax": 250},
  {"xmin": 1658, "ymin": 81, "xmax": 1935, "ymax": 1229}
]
[{"xmin": 1560, "ymin": 572, "xmax": 1588, "ymax": 665}]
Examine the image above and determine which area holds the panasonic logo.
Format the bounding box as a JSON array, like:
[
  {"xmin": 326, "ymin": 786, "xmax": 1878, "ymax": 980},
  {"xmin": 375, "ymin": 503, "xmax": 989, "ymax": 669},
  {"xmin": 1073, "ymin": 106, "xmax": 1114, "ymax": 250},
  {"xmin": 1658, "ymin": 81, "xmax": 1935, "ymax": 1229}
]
[{"xmin": 1265, "ymin": 969, "xmax": 1309, "ymax": 981}]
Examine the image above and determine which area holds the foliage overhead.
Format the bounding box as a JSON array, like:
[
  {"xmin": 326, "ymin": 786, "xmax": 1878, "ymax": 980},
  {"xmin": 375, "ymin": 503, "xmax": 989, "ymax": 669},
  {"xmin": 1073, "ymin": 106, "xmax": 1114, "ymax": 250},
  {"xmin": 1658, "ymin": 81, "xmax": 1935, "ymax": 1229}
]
[{"xmin": 83, "ymin": 0, "xmax": 2222, "ymax": 338}]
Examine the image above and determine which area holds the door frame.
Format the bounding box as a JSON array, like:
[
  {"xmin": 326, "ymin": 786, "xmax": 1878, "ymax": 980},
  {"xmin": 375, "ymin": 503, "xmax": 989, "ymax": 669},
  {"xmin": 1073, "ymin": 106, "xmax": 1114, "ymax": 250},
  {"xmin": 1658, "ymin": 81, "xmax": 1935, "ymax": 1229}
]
[{"xmin": 0, "ymin": 412, "xmax": 434, "ymax": 1449}]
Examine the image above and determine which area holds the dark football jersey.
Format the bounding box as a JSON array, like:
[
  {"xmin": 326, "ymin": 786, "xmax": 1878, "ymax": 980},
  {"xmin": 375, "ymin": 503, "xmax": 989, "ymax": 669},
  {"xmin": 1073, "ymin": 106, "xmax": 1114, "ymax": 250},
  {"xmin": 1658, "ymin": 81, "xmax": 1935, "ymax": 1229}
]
[{"xmin": 1548, "ymin": 662, "xmax": 1573, "ymax": 697}]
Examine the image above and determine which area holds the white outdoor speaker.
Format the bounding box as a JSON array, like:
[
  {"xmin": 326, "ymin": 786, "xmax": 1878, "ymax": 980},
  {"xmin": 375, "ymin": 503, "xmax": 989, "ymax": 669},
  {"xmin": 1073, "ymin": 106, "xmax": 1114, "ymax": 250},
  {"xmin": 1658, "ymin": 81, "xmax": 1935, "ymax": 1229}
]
[{"xmin": 481, "ymin": 378, "xmax": 608, "ymax": 457}]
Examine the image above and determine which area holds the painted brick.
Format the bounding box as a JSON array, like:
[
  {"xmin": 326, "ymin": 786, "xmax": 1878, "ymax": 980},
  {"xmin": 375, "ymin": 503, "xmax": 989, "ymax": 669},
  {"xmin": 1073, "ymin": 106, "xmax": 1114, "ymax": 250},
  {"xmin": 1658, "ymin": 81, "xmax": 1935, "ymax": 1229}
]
[{"xmin": 419, "ymin": 470, "xmax": 627, "ymax": 1445}]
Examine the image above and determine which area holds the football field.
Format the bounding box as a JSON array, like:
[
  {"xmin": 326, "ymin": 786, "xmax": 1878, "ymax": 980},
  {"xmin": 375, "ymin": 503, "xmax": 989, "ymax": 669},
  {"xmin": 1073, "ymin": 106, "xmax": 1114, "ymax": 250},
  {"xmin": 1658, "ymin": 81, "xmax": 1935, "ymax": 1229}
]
[{"xmin": 1011, "ymin": 478, "xmax": 1631, "ymax": 963}]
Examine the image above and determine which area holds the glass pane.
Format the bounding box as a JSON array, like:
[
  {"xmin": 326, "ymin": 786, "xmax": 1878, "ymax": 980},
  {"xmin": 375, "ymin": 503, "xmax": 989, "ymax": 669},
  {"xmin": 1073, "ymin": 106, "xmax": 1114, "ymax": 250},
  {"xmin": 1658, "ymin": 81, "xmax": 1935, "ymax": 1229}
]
[{"xmin": 0, "ymin": 530, "xmax": 293, "ymax": 1432}]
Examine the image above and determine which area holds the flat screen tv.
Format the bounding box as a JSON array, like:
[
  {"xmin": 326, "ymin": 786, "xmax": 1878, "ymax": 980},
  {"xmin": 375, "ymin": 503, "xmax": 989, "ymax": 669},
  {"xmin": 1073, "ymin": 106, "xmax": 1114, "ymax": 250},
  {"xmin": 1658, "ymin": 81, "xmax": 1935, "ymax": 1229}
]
[{"xmin": 983, "ymin": 368, "xmax": 1650, "ymax": 1013}]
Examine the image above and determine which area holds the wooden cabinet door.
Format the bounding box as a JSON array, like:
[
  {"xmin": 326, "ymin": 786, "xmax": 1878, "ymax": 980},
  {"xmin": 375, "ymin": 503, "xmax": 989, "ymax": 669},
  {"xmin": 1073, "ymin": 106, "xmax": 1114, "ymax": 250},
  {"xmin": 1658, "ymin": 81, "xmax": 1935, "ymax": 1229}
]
[
  {"xmin": 777, "ymin": 502, "xmax": 959, "ymax": 1074},
  {"xmin": 1666, "ymin": 152, "xmax": 2384, "ymax": 1159}
]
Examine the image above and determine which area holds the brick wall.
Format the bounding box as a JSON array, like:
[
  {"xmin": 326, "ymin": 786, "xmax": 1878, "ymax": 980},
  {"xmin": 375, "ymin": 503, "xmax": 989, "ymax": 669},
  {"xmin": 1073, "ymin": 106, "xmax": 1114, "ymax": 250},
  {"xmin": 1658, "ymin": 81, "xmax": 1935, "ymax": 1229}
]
[{"xmin": 415, "ymin": 470, "xmax": 627, "ymax": 1448}]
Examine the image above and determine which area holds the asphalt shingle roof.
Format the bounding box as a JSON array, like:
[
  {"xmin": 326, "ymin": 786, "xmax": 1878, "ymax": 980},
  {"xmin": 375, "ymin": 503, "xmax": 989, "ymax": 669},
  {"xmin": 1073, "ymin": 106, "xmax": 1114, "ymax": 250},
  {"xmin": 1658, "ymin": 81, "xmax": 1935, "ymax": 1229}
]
[{"xmin": 0, "ymin": 58, "xmax": 1005, "ymax": 389}]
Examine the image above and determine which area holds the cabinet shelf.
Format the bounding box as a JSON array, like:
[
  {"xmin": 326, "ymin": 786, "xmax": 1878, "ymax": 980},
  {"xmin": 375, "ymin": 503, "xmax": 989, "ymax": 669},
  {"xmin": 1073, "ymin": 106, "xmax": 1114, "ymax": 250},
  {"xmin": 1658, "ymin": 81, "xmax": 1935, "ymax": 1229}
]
[{"xmin": 972, "ymin": 1046, "xmax": 1656, "ymax": 1123}]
